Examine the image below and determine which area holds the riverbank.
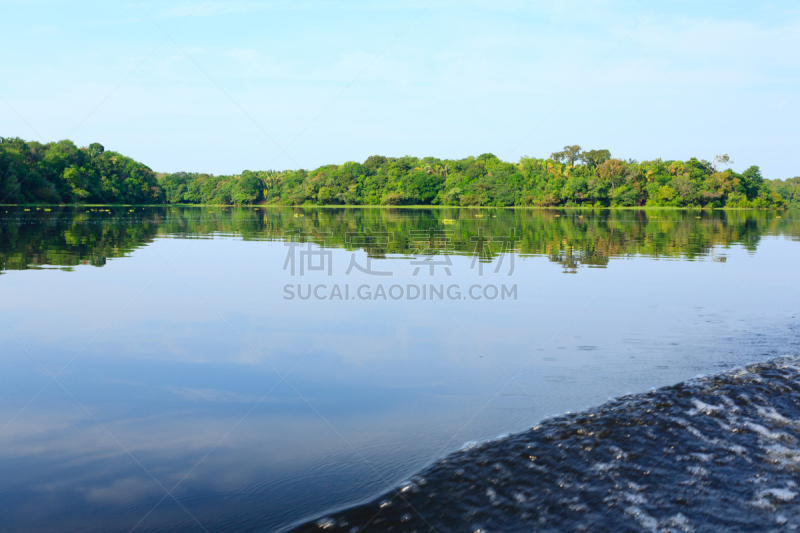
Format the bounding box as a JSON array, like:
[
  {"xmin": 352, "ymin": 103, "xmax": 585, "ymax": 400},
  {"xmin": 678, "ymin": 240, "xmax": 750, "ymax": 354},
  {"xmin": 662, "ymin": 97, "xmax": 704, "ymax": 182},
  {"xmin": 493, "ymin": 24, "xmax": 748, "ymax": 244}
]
[{"xmin": 0, "ymin": 203, "xmax": 794, "ymax": 211}]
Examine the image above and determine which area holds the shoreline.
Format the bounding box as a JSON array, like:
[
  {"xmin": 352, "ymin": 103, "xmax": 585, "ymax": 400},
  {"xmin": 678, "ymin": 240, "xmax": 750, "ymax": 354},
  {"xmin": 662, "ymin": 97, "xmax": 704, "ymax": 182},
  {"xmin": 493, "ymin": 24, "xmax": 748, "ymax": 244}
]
[{"xmin": 1, "ymin": 203, "xmax": 793, "ymax": 211}]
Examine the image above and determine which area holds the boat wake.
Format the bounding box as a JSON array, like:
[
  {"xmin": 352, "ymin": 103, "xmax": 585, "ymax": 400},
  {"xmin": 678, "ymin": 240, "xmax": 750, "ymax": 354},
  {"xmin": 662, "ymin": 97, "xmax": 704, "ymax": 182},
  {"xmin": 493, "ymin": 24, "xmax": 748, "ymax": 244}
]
[{"xmin": 290, "ymin": 355, "xmax": 800, "ymax": 532}]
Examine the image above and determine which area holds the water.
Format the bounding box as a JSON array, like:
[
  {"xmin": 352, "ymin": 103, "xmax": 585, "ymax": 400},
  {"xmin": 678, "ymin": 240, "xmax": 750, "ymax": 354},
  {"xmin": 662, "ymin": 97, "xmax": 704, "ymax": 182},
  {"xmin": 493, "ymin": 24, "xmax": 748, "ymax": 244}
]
[
  {"xmin": 294, "ymin": 356, "xmax": 800, "ymax": 532},
  {"xmin": 0, "ymin": 206, "xmax": 798, "ymax": 532}
]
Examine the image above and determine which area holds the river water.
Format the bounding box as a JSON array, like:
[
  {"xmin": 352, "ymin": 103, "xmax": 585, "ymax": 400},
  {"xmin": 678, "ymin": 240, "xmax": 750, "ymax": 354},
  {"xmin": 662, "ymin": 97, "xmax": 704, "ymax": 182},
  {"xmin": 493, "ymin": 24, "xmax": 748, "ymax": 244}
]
[{"xmin": 0, "ymin": 207, "xmax": 798, "ymax": 531}]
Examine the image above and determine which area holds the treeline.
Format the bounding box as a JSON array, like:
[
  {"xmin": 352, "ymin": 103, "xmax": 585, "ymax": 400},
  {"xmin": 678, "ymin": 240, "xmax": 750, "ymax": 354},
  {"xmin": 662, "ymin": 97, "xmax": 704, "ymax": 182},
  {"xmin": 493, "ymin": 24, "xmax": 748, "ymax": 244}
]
[
  {"xmin": 2, "ymin": 137, "xmax": 798, "ymax": 208},
  {"xmin": 0, "ymin": 137, "xmax": 161, "ymax": 204}
]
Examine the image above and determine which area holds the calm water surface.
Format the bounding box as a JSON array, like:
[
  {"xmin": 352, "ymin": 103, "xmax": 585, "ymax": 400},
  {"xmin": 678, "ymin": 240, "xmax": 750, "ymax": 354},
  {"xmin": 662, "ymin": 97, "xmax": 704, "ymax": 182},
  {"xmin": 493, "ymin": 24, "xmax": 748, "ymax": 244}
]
[{"xmin": 0, "ymin": 207, "xmax": 799, "ymax": 532}]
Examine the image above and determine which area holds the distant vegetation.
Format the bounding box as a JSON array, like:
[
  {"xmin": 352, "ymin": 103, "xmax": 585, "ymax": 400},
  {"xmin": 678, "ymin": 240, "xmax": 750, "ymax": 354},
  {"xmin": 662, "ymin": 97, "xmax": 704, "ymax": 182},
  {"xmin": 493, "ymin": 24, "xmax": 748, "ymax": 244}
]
[
  {"xmin": 2, "ymin": 137, "xmax": 798, "ymax": 208},
  {"xmin": 0, "ymin": 137, "xmax": 161, "ymax": 205}
]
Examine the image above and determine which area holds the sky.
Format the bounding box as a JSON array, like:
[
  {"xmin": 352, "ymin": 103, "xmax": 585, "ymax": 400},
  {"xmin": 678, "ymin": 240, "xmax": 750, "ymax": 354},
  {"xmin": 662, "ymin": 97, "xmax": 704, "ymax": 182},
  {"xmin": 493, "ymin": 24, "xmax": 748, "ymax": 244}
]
[{"xmin": 1, "ymin": 0, "xmax": 798, "ymax": 178}]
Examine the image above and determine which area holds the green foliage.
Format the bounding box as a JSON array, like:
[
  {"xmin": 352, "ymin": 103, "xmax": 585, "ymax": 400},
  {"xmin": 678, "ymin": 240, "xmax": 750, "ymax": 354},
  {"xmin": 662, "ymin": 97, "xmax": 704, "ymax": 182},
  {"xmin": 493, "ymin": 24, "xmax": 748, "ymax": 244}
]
[
  {"xmin": 551, "ymin": 145, "xmax": 583, "ymax": 167},
  {"xmin": 1, "ymin": 136, "xmax": 792, "ymax": 208},
  {"xmin": 769, "ymin": 176, "xmax": 800, "ymax": 209},
  {"xmin": 580, "ymin": 149, "xmax": 611, "ymax": 168},
  {"xmin": 0, "ymin": 137, "xmax": 162, "ymax": 204}
]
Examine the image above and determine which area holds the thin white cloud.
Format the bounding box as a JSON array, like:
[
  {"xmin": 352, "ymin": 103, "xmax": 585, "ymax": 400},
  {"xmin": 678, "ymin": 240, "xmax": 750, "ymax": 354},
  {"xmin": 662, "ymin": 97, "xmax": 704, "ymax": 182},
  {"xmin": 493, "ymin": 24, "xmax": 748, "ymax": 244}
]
[
  {"xmin": 156, "ymin": 0, "xmax": 428, "ymax": 18},
  {"xmin": 166, "ymin": 386, "xmax": 263, "ymax": 403}
]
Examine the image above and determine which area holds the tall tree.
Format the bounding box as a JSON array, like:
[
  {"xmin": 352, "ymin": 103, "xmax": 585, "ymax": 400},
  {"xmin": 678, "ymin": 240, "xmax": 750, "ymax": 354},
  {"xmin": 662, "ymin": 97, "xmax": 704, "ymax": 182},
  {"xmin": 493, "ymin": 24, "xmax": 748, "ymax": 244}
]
[
  {"xmin": 551, "ymin": 145, "xmax": 582, "ymax": 167},
  {"xmin": 713, "ymin": 154, "xmax": 732, "ymax": 171},
  {"xmin": 580, "ymin": 149, "xmax": 611, "ymax": 169}
]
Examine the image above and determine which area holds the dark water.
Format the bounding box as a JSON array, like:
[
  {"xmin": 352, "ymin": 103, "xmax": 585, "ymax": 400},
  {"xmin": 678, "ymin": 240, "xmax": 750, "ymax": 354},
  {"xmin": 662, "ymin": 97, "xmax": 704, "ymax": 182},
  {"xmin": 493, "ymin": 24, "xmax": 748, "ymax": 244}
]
[
  {"xmin": 0, "ymin": 206, "xmax": 799, "ymax": 532},
  {"xmin": 292, "ymin": 355, "xmax": 800, "ymax": 532}
]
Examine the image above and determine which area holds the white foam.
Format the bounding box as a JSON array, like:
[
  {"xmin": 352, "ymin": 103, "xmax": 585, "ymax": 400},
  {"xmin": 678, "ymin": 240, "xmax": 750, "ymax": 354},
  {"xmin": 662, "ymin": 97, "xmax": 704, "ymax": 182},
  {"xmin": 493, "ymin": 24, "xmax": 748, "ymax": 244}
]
[
  {"xmin": 749, "ymin": 498, "xmax": 773, "ymax": 510},
  {"xmin": 685, "ymin": 425, "xmax": 710, "ymax": 442},
  {"xmin": 745, "ymin": 421, "xmax": 793, "ymax": 442},
  {"xmin": 623, "ymin": 492, "xmax": 647, "ymax": 505},
  {"xmin": 399, "ymin": 481, "xmax": 418, "ymax": 493},
  {"xmin": 764, "ymin": 443, "xmax": 800, "ymax": 464},
  {"xmin": 757, "ymin": 406, "xmax": 792, "ymax": 426},
  {"xmin": 757, "ymin": 488, "xmax": 797, "ymax": 502},
  {"xmin": 627, "ymin": 481, "xmax": 646, "ymax": 492},
  {"xmin": 689, "ymin": 399, "xmax": 724, "ymax": 416},
  {"xmin": 592, "ymin": 462, "xmax": 615, "ymax": 472},
  {"xmin": 664, "ymin": 513, "xmax": 690, "ymax": 527},
  {"xmin": 750, "ymin": 488, "xmax": 798, "ymax": 510},
  {"xmin": 624, "ymin": 506, "xmax": 658, "ymax": 530},
  {"xmin": 728, "ymin": 444, "xmax": 748, "ymax": 455},
  {"xmin": 316, "ymin": 517, "xmax": 335, "ymax": 529},
  {"xmin": 687, "ymin": 466, "xmax": 708, "ymax": 477},
  {"xmin": 609, "ymin": 446, "xmax": 630, "ymax": 460},
  {"xmin": 719, "ymin": 395, "xmax": 740, "ymax": 412}
]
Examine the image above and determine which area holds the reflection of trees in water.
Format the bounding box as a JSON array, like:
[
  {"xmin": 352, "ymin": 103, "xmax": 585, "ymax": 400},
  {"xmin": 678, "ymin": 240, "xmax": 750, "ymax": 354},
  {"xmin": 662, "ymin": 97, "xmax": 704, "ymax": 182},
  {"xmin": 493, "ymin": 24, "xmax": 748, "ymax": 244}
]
[
  {"xmin": 0, "ymin": 207, "xmax": 162, "ymax": 272},
  {"xmin": 1, "ymin": 206, "xmax": 796, "ymax": 273},
  {"xmin": 547, "ymin": 249, "xmax": 611, "ymax": 274}
]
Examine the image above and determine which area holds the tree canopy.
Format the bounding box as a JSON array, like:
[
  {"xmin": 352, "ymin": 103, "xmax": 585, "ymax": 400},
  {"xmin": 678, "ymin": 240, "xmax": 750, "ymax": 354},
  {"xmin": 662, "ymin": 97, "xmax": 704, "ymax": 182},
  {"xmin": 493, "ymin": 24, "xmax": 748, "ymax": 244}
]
[
  {"xmin": 1, "ymin": 136, "xmax": 796, "ymax": 208},
  {"xmin": 0, "ymin": 137, "xmax": 162, "ymax": 204}
]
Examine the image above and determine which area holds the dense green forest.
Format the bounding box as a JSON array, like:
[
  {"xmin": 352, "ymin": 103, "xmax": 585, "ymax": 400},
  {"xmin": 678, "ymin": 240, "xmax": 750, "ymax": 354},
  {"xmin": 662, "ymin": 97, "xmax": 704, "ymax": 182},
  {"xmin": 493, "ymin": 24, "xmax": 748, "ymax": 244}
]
[
  {"xmin": 2, "ymin": 137, "xmax": 798, "ymax": 208},
  {"xmin": 0, "ymin": 137, "xmax": 162, "ymax": 204}
]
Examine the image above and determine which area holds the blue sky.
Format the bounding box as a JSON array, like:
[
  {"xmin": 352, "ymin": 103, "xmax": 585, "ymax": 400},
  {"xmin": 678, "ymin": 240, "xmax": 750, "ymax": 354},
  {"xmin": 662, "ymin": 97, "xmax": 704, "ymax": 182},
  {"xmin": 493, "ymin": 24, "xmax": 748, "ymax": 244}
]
[{"xmin": 1, "ymin": 0, "xmax": 798, "ymax": 178}]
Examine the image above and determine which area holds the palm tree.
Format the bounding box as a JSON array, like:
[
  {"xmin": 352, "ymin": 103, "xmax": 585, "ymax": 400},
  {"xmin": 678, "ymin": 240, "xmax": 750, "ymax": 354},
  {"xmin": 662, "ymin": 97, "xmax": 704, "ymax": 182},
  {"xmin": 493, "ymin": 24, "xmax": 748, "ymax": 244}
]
[{"xmin": 260, "ymin": 170, "xmax": 280, "ymax": 199}]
